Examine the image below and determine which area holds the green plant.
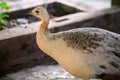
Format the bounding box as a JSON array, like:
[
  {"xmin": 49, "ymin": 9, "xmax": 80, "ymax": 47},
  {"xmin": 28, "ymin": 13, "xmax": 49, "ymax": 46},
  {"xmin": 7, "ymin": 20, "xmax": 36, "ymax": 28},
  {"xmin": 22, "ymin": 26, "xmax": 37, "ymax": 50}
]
[{"xmin": 0, "ymin": 1, "xmax": 10, "ymax": 30}]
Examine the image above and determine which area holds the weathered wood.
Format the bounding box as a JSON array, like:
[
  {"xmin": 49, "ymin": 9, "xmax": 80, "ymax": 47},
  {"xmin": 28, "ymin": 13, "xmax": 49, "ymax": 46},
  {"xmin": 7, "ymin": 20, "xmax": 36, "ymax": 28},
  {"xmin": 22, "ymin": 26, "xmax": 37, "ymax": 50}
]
[
  {"xmin": 8, "ymin": 2, "xmax": 81, "ymax": 19},
  {"xmin": 112, "ymin": 0, "xmax": 120, "ymax": 6},
  {"xmin": 51, "ymin": 8, "xmax": 120, "ymax": 34},
  {"xmin": 103, "ymin": 74, "xmax": 120, "ymax": 80},
  {"xmin": 1, "ymin": 51, "xmax": 45, "ymax": 68}
]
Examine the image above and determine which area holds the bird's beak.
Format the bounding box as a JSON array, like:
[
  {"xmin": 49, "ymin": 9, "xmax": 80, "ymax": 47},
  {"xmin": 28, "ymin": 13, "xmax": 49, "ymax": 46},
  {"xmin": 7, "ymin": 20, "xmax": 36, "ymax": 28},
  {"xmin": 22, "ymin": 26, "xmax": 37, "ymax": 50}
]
[{"xmin": 28, "ymin": 11, "xmax": 32, "ymax": 15}]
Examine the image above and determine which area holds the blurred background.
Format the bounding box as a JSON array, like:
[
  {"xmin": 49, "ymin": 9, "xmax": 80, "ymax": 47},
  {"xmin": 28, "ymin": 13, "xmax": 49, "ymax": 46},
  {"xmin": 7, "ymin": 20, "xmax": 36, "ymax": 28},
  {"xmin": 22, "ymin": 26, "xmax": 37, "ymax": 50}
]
[{"xmin": 0, "ymin": 0, "xmax": 120, "ymax": 80}]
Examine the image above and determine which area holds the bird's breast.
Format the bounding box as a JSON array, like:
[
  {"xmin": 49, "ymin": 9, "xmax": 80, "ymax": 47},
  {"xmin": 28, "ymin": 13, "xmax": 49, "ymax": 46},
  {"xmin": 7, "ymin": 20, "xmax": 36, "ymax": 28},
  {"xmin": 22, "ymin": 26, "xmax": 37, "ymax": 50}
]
[{"xmin": 36, "ymin": 34, "xmax": 94, "ymax": 79}]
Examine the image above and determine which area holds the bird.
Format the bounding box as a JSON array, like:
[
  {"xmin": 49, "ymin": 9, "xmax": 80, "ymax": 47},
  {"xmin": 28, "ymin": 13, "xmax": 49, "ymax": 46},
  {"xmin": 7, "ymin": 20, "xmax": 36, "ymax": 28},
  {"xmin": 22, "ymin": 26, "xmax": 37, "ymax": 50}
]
[{"xmin": 29, "ymin": 6, "xmax": 120, "ymax": 80}]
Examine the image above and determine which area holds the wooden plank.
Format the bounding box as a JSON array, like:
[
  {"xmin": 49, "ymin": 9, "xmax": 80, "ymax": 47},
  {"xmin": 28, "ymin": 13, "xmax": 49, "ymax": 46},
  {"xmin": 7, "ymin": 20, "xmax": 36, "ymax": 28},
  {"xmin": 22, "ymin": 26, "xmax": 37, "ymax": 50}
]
[
  {"xmin": 112, "ymin": 0, "xmax": 120, "ymax": 6},
  {"xmin": 1, "ymin": 51, "xmax": 45, "ymax": 68}
]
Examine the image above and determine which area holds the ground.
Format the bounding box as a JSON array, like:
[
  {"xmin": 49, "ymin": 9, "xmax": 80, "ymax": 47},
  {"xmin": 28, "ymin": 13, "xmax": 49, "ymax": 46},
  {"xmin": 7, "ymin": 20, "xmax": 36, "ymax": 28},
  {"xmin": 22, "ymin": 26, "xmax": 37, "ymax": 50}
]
[{"xmin": 0, "ymin": 65, "xmax": 78, "ymax": 80}]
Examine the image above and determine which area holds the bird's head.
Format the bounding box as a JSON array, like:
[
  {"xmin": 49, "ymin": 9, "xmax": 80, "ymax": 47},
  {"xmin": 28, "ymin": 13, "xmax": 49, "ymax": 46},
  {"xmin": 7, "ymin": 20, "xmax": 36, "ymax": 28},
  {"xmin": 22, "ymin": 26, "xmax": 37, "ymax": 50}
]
[{"xmin": 28, "ymin": 6, "xmax": 49, "ymax": 21}]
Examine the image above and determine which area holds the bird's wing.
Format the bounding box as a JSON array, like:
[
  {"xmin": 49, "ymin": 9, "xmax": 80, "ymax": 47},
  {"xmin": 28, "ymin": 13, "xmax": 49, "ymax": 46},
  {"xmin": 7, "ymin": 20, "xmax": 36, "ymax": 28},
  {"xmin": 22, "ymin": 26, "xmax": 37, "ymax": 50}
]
[{"xmin": 53, "ymin": 28, "xmax": 120, "ymax": 76}]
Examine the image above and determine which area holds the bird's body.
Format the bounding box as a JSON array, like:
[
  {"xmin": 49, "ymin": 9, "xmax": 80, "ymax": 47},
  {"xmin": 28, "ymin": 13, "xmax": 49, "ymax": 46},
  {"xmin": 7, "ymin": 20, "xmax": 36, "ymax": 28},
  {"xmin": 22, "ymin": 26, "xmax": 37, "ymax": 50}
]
[{"xmin": 30, "ymin": 6, "xmax": 120, "ymax": 80}]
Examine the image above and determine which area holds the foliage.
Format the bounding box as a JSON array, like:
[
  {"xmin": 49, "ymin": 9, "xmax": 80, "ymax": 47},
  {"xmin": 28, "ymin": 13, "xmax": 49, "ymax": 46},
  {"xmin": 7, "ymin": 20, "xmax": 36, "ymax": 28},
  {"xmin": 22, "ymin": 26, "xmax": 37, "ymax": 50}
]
[{"xmin": 0, "ymin": 1, "xmax": 10, "ymax": 30}]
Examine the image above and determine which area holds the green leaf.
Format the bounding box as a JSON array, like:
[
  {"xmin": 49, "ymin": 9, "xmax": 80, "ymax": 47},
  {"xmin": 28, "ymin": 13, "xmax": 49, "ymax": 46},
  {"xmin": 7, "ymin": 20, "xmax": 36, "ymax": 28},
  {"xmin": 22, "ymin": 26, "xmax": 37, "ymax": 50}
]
[
  {"xmin": 0, "ymin": 13, "xmax": 3, "ymax": 18},
  {"xmin": 3, "ymin": 14, "xmax": 9, "ymax": 18},
  {"xmin": 0, "ymin": 1, "xmax": 10, "ymax": 12},
  {"xmin": 0, "ymin": 1, "xmax": 9, "ymax": 30},
  {"xmin": 0, "ymin": 13, "xmax": 9, "ymax": 18},
  {"xmin": 0, "ymin": 19, "xmax": 7, "ymax": 26}
]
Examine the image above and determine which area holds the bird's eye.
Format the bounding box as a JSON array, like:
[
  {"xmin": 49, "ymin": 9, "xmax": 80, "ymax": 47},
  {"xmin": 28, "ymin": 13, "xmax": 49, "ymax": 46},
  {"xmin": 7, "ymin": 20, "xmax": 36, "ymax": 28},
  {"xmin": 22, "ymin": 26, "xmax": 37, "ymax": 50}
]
[{"xmin": 36, "ymin": 10, "xmax": 39, "ymax": 14}]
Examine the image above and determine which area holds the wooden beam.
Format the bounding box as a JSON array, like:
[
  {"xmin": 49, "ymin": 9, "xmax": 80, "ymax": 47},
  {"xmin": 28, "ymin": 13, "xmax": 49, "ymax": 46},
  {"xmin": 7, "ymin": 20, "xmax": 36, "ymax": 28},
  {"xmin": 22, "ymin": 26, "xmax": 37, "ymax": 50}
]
[{"xmin": 112, "ymin": 0, "xmax": 120, "ymax": 6}]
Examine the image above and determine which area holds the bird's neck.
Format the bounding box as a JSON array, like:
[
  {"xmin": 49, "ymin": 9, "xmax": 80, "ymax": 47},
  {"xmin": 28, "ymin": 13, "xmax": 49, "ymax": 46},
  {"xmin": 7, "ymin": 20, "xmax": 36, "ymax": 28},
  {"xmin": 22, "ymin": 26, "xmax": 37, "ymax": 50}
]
[{"xmin": 39, "ymin": 19, "xmax": 49, "ymax": 35}]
